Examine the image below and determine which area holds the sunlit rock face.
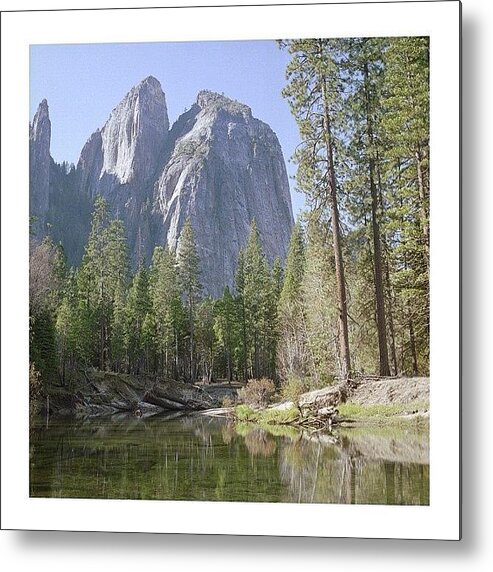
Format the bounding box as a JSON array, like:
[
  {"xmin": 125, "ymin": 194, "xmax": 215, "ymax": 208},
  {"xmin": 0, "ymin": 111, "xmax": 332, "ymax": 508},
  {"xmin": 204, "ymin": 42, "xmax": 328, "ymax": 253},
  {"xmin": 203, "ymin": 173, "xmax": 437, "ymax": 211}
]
[
  {"xmin": 78, "ymin": 76, "xmax": 169, "ymax": 196},
  {"xmin": 154, "ymin": 90, "xmax": 294, "ymax": 297},
  {"xmin": 30, "ymin": 80, "xmax": 294, "ymax": 296},
  {"xmin": 75, "ymin": 76, "xmax": 170, "ymax": 260},
  {"xmin": 98, "ymin": 75, "xmax": 169, "ymax": 186}
]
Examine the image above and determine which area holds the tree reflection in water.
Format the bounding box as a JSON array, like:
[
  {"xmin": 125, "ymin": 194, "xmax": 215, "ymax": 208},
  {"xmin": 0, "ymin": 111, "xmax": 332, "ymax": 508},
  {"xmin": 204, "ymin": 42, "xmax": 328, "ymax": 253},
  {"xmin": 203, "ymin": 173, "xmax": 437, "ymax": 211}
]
[{"xmin": 30, "ymin": 415, "xmax": 429, "ymax": 505}]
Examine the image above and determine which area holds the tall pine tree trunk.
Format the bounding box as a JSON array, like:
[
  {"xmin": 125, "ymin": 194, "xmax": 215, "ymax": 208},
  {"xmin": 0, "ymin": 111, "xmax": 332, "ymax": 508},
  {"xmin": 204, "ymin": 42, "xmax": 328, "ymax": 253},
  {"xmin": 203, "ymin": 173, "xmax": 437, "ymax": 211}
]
[
  {"xmin": 363, "ymin": 61, "xmax": 390, "ymax": 376},
  {"xmin": 376, "ymin": 154, "xmax": 398, "ymax": 376},
  {"xmin": 405, "ymin": 56, "xmax": 430, "ymax": 276},
  {"xmin": 189, "ymin": 300, "xmax": 194, "ymax": 383},
  {"xmin": 321, "ymin": 76, "xmax": 352, "ymax": 379},
  {"xmin": 241, "ymin": 299, "xmax": 248, "ymax": 382},
  {"xmin": 226, "ymin": 346, "xmax": 232, "ymax": 383},
  {"xmin": 384, "ymin": 260, "xmax": 399, "ymax": 376},
  {"xmin": 415, "ymin": 146, "xmax": 430, "ymax": 275},
  {"xmin": 174, "ymin": 329, "xmax": 179, "ymax": 380},
  {"xmin": 407, "ymin": 302, "xmax": 419, "ymax": 376}
]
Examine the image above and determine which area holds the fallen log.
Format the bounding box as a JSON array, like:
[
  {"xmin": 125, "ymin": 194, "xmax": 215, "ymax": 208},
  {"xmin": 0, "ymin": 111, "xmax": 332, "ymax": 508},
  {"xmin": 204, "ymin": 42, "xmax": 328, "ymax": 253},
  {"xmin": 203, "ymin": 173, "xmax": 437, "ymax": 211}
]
[
  {"xmin": 317, "ymin": 406, "xmax": 339, "ymax": 417},
  {"xmin": 143, "ymin": 392, "xmax": 187, "ymax": 411},
  {"xmin": 143, "ymin": 381, "xmax": 217, "ymax": 411},
  {"xmin": 197, "ymin": 407, "xmax": 235, "ymax": 418},
  {"xmin": 298, "ymin": 383, "xmax": 349, "ymax": 413}
]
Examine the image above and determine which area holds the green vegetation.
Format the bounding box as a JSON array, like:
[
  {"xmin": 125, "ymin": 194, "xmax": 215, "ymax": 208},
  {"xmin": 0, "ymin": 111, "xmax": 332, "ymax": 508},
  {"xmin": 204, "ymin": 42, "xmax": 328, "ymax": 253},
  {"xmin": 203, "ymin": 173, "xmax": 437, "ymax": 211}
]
[
  {"xmin": 234, "ymin": 420, "xmax": 301, "ymax": 440},
  {"xmin": 338, "ymin": 401, "xmax": 429, "ymax": 420},
  {"xmin": 234, "ymin": 404, "xmax": 301, "ymax": 426},
  {"xmin": 257, "ymin": 406, "xmax": 301, "ymax": 425},
  {"xmin": 234, "ymin": 404, "xmax": 257, "ymax": 422},
  {"xmin": 279, "ymin": 375, "xmax": 330, "ymax": 404}
]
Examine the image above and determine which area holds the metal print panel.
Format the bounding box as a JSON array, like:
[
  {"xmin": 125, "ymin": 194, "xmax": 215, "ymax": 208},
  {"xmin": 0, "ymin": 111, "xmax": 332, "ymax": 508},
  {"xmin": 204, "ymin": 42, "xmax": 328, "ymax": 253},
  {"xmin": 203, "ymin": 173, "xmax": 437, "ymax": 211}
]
[{"xmin": 1, "ymin": 1, "xmax": 460, "ymax": 539}]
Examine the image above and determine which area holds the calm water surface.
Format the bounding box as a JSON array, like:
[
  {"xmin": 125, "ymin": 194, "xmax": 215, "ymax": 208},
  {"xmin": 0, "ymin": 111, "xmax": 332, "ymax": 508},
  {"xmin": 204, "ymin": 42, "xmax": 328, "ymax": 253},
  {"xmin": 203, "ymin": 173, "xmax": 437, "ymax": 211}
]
[{"xmin": 30, "ymin": 414, "xmax": 429, "ymax": 505}]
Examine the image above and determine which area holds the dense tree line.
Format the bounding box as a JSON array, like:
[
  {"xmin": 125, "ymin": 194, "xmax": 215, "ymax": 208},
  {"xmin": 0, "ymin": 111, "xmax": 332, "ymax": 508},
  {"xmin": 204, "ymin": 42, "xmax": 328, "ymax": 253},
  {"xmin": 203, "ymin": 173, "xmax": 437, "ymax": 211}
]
[
  {"xmin": 29, "ymin": 37, "xmax": 429, "ymax": 396},
  {"xmin": 30, "ymin": 199, "xmax": 283, "ymax": 386},
  {"xmin": 279, "ymin": 36, "xmax": 429, "ymax": 379}
]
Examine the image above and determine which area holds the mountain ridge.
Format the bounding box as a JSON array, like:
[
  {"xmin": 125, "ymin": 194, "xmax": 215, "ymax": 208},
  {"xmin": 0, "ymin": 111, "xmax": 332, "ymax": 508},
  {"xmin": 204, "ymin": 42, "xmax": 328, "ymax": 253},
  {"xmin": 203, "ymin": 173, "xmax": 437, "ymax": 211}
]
[{"xmin": 29, "ymin": 77, "xmax": 294, "ymax": 296}]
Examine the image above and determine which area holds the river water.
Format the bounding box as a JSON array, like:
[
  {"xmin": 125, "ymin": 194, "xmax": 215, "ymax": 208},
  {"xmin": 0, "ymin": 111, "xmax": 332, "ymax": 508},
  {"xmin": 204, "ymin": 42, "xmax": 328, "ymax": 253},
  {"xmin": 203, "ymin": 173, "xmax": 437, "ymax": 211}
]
[{"xmin": 30, "ymin": 414, "xmax": 429, "ymax": 505}]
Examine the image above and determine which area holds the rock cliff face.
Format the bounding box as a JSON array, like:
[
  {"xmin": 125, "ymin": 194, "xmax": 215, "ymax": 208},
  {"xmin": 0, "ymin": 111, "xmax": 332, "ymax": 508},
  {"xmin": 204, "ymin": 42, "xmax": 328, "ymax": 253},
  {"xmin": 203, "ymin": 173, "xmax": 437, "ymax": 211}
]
[
  {"xmin": 30, "ymin": 78, "xmax": 294, "ymax": 296},
  {"xmin": 75, "ymin": 76, "xmax": 170, "ymax": 261},
  {"xmin": 29, "ymin": 99, "xmax": 51, "ymax": 236},
  {"xmin": 155, "ymin": 90, "xmax": 293, "ymax": 297},
  {"xmin": 78, "ymin": 75, "xmax": 169, "ymax": 198}
]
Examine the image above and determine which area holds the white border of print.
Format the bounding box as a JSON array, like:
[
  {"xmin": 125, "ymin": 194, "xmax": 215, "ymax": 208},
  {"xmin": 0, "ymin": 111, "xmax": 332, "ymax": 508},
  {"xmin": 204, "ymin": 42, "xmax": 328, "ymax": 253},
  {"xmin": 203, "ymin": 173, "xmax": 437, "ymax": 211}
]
[{"xmin": 1, "ymin": 1, "xmax": 460, "ymax": 539}]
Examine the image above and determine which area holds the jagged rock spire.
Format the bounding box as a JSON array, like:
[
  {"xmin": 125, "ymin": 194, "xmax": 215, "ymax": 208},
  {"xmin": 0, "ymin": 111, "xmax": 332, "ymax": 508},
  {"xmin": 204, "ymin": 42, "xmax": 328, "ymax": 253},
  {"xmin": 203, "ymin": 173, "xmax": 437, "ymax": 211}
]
[
  {"xmin": 29, "ymin": 99, "xmax": 51, "ymax": 237},
  {"xmin": 30, "ymin": 79, "xmax": 294, "ymax": 296}
]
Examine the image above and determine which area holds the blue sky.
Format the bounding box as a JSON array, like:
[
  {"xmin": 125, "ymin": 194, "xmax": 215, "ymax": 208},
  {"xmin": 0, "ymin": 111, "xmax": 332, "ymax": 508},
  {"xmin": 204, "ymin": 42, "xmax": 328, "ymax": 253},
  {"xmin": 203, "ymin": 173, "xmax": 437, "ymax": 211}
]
[{"xmin": 30, "ymin": 40, "xmax": 305, "ymax": 217}]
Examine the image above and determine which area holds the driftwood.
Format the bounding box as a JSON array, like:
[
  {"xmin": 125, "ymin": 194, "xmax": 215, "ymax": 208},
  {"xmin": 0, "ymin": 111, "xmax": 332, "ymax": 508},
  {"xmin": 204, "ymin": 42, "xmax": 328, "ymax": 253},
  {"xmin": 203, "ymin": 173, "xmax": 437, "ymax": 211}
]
[
  {"xmin": 295, "ymin": 407, "xmax": 339, "ymax": 431},
  {"xmin": 297, "ymin": 382, "xmax": 348, "ymax": 425},
  {"xmin": 291, "ymin": 382, "xmax": 354, "ymax": 430},
  {"xmin": 197, "ymin": 407, "xmax": 235, "ymax": 418}
]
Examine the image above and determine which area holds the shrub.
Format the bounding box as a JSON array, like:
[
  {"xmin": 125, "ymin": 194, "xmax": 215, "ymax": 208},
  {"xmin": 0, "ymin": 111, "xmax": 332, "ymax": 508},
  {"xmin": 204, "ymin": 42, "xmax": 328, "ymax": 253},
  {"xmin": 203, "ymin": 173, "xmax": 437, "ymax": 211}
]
[
  {"xmin": 234, "ymin": 404, "xmax": 256, "ymax": 422},
  {"xmin": 259, "ymin": 405, "xmax": 300, "ymax": 425},
  {"xmin": 221, "ymin": 395, "xmax": 235, "ymax": 408},
  {"xmin": 238, "ymin": 378, "xmax": 276, "ymax": 408},
  {"xmin": 280, "ymin": 375, "xmax": 329, "ymax": 404},
  {"xmin": 29, "ymin": 362, "xmax": 44, "ymax": 422},
  {"xmin": 280, "ymin": 375, "xmax": 307, "ymax": 403}
]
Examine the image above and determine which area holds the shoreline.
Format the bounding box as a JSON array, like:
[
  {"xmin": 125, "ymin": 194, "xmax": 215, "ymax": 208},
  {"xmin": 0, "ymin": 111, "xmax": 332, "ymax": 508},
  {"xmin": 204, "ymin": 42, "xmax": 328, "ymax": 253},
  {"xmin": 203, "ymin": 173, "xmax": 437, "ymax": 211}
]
[{"xmin": 32, "ymin": 371, "xmax": 429, "ymax": 431}]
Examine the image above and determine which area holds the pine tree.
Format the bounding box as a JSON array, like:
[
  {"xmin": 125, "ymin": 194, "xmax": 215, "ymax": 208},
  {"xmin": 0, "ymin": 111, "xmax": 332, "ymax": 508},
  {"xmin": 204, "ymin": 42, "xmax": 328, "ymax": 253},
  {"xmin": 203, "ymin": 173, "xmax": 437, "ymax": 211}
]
[
  {"xmin": 195, "ymin": 297, "xmax": 217, "ymax": 383},
  {"xmin": 301, "ymin": 217, "xmax": 338, "ymax": 383},
  {"xmin": 280, "ymin": 38, "xmax": 352, "ymax": 379},
  {"xmin": 235, "ymin": 249, "xmax": 248, "ymax": 382},
  {"xmin": 177, "ymin": 219, "xmax": 202, "ymax": 381},
  {"xmin": 77, "ymin": 197, "xmax": 129, "ymax": 370},
  {"xmin": 110, "ymin": 285, "xmax": 128, "ymax": 372},
  {"xmin": 279, "ymin": 222, "xmax": 305, "ymax": 308},
  {"xmin": 278, "ymin": 221, "xmax": 306, "ymax": 379},
  {"xmin": 382, "ymin": 37, "xmax": 430, "ymax": 271},
  {"xmin": 341, "ymin": 37, "xmax": 391, "ymax": 376},
  {"xmin": 126, "ymin": 263, "xmax": 151, "ymax": 373},
  {"xmin": 272, "ymin": 257, "xmax": 284, "ymax": 303},
  {"xmin": 150, "ymin": 246, "xmax": 185, "ymax": 378},
  {"xmin": 55, "ymin": 270, "xmax": 80, "ymax": 384},
  {"xmin": 237, "ymin": 219, "xmax": 276, "ymax": 380},
  {"xmin": 380, "ymin": 37, "xmax": 430, "ymax": 374},
  {"xmin": 214, "ymin": 286, "xmax": 237, "ymax": 382}
]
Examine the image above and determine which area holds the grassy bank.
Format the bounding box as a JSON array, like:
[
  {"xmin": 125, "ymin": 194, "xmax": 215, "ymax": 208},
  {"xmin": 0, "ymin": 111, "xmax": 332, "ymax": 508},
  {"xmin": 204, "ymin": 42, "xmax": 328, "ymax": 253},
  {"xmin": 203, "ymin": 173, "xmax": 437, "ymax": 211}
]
[
  {"xmin": 338, "ymin": 400, "xmax": 429, "ymax": 421},
  {"xmin": 233, "ymin": 401, "xmax": 429, "ymax": 430},
  {"xmin": 231, "ymin": 377, "xmax": 430, "ymax": 430},
  {"xmin": 234, "ymin": 404, "xmax": 301, "ymax": 426}
]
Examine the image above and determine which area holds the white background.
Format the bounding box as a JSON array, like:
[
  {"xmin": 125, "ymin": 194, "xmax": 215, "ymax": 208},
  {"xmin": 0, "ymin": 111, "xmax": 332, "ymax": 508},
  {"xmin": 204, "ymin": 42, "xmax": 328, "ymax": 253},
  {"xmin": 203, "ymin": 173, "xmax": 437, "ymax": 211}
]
[{"xmin": 0, "ymin": 0, "xmax": 489, "ymax": 568}]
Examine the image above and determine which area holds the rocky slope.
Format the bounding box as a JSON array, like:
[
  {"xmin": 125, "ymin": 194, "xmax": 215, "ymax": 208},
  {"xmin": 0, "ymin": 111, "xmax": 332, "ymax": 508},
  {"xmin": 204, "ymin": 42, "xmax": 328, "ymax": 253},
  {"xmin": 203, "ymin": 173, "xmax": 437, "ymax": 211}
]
[
  {"xmin": 29, "ymin": 77, "xmax": 294, "ymax": 295},
  {"xmin": 45, "ymin": 371, "xmax": 218, "ymax": 418}
]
